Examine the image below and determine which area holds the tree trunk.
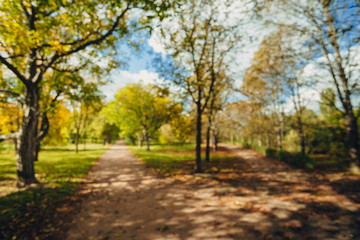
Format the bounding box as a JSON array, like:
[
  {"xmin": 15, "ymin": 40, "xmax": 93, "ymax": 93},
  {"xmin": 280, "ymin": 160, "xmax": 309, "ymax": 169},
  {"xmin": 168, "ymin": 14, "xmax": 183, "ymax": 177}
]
[
  {"xmin": 16, "ymin": 85, "xmax": 40, "ymax": 187},
  {"xmin": 277, "ymin": 129, "xmax": 282, "ymax": 150},
  {"xmin": 319, "ymin": 6, "xmax": 360, "ymax": 170},
  {"xmin": 213, "ymin": 131, "xmax": 218, "ymax": 151},
  {"xmin": 75, "ymin": 111, "xmax": 83, "ymax": 154},
  {"xmin": 205, "ymin": 115, "xmax": 212, "ymax": 162},
  {"xmin": 296, "ymin": 113, "xmax": 305, "ymax": 154},
  {"xmin": 34, "ymin": 143, "xmax": 40, "ymax": 162},
  {"xmin": 266, "ymin": 134, "xmax": 270, "ymax": 148},
  {"xmin": 137, "ymin": 133, "xmax": 142, "ymax": 148},
  {"xmin": 195, "ymin": 103, "xmax": 202, "ymax": 173},
  {"xmin": 345, "ymin": 111, "xmax": 360, "ymax": 171},
  {"xmin": 143, "ymin": 126, "xmax": 150, "ymax": 151},
  {"xmin": 107, "ymin": 129, "xmax": 112, "ymax": 144}
]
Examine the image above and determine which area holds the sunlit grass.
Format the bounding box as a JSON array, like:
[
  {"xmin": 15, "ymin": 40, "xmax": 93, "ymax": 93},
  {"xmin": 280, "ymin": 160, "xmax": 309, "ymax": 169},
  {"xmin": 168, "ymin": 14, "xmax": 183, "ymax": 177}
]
[
  {"xmin": 0, "ymin": 142, "xmax": 111, "ymax": 236},
  {"xmin": 129, "ymin": 144, "xmax": 246, "ymax": 176}
]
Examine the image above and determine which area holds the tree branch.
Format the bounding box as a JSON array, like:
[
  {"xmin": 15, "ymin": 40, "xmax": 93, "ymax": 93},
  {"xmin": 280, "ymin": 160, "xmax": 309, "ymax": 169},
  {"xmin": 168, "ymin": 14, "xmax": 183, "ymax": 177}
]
[
  {"xmin": 0, "ymin": 55, "xmax": 28, "ymax": 85},
  {"xmin": 0, "ymin": 132, "xmax": 20, "ymax": 140},
  {"xmin": 58, "ymin": 5, "xmax": 131, "ymax": 58}
]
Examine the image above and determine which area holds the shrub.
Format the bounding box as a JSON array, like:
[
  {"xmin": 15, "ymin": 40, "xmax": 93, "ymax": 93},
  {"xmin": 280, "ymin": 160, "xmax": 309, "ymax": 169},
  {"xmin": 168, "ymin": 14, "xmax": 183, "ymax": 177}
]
[
  {"xmin": 276, "ymin": 150, "xmax": 292, "ymax": 163},
  {"xmin": 266, "ymin": 148, "xmax": 314, "ymax": 170},
  {"xmin": 243, "ymin": 143, "xmax": 251, "ymax": 149},
  {"xmin": 291, "ymin": 153, "xmax": 314, "ymax": 169},
  {"xmin": 266, "ymin": 148, "xmax": 277, "ymax": 158}
]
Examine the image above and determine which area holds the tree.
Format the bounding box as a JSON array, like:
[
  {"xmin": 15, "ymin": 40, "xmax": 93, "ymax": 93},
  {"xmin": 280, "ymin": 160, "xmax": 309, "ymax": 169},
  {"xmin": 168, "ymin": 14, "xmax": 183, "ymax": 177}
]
[
  {"xmin": 242, "ymin": 27, "xmax": 314, "ymax": 154},
  {"xmin": 69, "ymin": 81, "xmax": 102, "ymax": 153},
  {"xmin": 0, "ymin": 0, "xmax": 170, "ymax": 186},
  {"xmin": 159, "ymin": 0, "xmax": 240, "ymax": 172},
  {"xmin": 264, "ymin": 0, "xmax": 360, "ymax": 171},
  {"xmin": 205, "ymin": 75, "xmax": 231, "ymax": 162},
  {"xmin": 114, "ymin": 83, "xmax": 175, "ymax": 151},
  {"xmin": 42, "ymin": 103, "xmax": 71, "ymax": 146}
]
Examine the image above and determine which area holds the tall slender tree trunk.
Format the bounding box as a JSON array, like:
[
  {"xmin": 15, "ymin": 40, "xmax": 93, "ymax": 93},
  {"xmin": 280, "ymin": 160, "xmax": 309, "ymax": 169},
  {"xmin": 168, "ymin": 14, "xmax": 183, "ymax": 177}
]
[
  {"xmin": 205, "ymin": 116, "xmax": 212, "ymax": 162},
  {"xmin": 137, "ymin": 133, "xmax": 142, "ymax": 148},
  {"xmin": 82, "ymin": 111, "xmax": 88, "ymax": 150},
  {"xmin": 75, "ymin": 112, "xmax": 82, "ymax": 154},
  {"xmin": 319, "ymin": 6, "xmax": 360, "ymax": 170},
  {"xmin": 143, "ymin": 126, "xmax": 150, "ymax": 151},
  {"xmin": 266, "ymin": 134, "xmax": 270, "ymax": 148},
  {"xmin": 213, "ymin": 130, "xmax": 218, "ymax": 151},
  {"xmin": 16, "ymin": 85, "xmax": 40, "ymax": 187},
  {"xmin": 346, "ymin": 111, "xmax": 359, "ymax": 170},
  {"xmin": 34, "ymin": 143, "xmax": 40, "ymax": 162},
  {"xmin": 195, "ymin": 102, "xmax": 202, "ymax": 173},
  {"xmin": 296, "ymin": 113, "xmax": 306, "ymax": 154}
]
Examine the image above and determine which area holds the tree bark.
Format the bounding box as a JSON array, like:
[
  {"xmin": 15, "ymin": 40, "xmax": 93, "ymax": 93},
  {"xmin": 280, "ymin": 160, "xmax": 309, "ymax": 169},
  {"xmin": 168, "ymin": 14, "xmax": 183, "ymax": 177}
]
[
  {"xmin": 318, "ymin": 4, "xmax": 360, "ymax": 169},
  {"xmin": 16, "ymin": 85, "xmax": 40, "ymax": 187},
  {"xmin": 137, "ymin": 133, "xmax": 142, "ymax": 148},
  {"xmin": 346, "ymin": 112, "xmax": 359, "ymax": 170},
  {"xmin": 195, "ymin": 102, "xmax": 202, "ymax": 173},
  {"xmin": 143, "ymin": 126, "xmax": 150, "ymax": 151},
  {"xmin": 82, "ymin": 110, "xmax": 88, "ymax": 150},
  {"xmin": 205, "ymin": 115, "xmax": 212, "ymax": 162},
  {"xmin": 74, "ymin": 110, "xmax": 83, "ymax": 154},
  {"xmin": 213, "ymin": 130, "xmax": 218, "ymax": 151},
  {"xmin": 297, "ymin": 113, "xmax": 306, "ymax": 154}
]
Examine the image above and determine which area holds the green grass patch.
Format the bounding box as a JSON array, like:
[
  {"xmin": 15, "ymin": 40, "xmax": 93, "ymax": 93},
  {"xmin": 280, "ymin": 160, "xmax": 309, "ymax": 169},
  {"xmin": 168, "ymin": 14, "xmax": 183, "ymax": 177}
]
[
  {"xmin": 0, "ymin": 143, "xmax": 110, "ymax": 238},
  {"xmin": 129, "ymin": 144, "xmax": 247, "ymax": 176}
]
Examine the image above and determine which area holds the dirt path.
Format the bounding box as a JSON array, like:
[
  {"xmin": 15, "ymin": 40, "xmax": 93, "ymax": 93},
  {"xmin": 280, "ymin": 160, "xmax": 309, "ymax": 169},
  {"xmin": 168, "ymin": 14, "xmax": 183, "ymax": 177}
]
[{"xmin": 64, "ymin": 142, "xmax": 360, "ymax": 240}]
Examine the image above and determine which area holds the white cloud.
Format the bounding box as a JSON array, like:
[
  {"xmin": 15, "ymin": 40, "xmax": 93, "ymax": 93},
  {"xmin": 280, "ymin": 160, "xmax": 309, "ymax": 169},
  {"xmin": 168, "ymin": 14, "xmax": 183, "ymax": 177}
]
[
  {"xmin": 101, "ymin": 69, "xmax": 163, "ymax": 98},
  {"xmin": 148, "ymin": 29, "xmax": 167, "ymax": 57}
]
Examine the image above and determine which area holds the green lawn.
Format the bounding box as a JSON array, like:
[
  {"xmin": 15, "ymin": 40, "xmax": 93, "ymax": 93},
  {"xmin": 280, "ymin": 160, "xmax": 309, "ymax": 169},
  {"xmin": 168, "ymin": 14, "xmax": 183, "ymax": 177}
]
[
  {"xmin": 129, "ymin": 144, "xmax": 248, "ymax": 176},
  {"xmin": 0, "ymin": 143, "xmax": 111, "ymax": 239}
]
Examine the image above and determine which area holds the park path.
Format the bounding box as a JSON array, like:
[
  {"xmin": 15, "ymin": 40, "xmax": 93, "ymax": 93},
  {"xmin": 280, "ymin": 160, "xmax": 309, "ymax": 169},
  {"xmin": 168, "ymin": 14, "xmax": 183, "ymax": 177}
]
[{"xmin": 64, "ymin": 142, "xmax": 360, "ymax": 240}]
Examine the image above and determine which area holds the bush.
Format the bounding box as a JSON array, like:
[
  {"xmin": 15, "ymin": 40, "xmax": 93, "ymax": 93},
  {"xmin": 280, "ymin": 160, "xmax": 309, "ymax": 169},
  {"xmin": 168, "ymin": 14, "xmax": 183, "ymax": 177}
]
[
  {"xmin": 266, "ymin": 148, "xmax": 277, "ymax": 158},
  {"xmin": 276, "ymin": 150, "xmax": 292, "ymax": 163},
  {"xmin": 266, "ymin": 148, "xmax": 314, "ymax": 170},
  {"xmin": 243, "ymin": 143, "xmax": 251, "ymax": 149},
  {"xmin": 291, "ymin": 153, "xmax": 314, "ymax": 169}
]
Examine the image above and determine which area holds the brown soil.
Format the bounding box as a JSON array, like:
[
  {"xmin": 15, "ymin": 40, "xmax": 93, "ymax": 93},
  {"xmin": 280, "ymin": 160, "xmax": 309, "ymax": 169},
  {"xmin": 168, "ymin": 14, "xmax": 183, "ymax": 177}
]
[{"xmin": 57, "ymin": 142, "xmax": 360, "ymax": 240}]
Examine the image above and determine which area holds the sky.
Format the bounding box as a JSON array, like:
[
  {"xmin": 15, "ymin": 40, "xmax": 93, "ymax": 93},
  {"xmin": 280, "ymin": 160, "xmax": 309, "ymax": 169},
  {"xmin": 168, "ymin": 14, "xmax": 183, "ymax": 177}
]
[
  {"xmin": 100, "ymin": 35, "xmax": 163, "ymax": 98},
  {"xmin": 99, "ymin": 2, "xmax": 360, "ymax": 115},
  {"xmin": 101, "ymin": 24, "xmax": 263, "ymax": 102}
]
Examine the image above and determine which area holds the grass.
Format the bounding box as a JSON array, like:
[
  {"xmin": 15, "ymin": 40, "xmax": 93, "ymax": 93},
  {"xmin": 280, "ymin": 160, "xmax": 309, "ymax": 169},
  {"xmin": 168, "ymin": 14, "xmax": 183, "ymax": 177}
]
[
  {"xmin": 129, "ymin": 144, "xmax": 248, "ymax": 177},
  {"xmin": 228, "ymin": 141, "xmax": 349, "ymax": 171},
  {"xmin": 0, "ymin": 142, "xmax": 111, "ymax": 239}
]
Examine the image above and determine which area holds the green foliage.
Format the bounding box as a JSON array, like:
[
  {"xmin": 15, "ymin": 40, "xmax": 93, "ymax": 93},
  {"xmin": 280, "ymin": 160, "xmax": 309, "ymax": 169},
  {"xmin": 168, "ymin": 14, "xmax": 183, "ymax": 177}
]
[
  {"xmin": 291, "ymin": 153, "xmax": 314, "ymax": 169},
  {"xmin": 159, "ymin": 124, "xmax": 177, "ymax": 144},
  {"xmin": 243, "ymin": 143, "xmax": 252, "ymax": 149},
  {"xmin": 266, "ymin": 148, "xmax": 314, "ymax": 169},
  {"xmin": 265, "ymin": 148, "xmax": 277, "ymax": 158},
  {"xmin": 103, "ymin": 83, "xmax": 184, "ymax": 146},
  {"xmin": 275, "ymin": 150, "xmax": 292, "ymax": 163}
]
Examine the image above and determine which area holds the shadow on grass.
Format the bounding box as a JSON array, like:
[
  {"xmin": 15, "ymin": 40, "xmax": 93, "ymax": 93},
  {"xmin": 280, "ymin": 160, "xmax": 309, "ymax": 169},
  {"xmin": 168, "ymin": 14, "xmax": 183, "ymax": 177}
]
[
  {"xmin": 0, "ymin": 144, "xmax": 110, "ymax": 239},
  {"xmin": 0, "ymin": 183, "xmax": 76, "ymax": 240}
]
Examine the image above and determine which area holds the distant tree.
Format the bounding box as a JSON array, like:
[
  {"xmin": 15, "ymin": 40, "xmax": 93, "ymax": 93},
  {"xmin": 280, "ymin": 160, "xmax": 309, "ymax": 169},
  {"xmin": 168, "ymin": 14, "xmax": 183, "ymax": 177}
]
[
  {"xmin": 159, "ymin": 0, "xmax": 240, "ymax": 172},
  {"xmin": 69, "ymin": 81, "xmax": 102, "ymax": 153},
  {"xmin": 114, "ymin": 83, "xmax": 176, "ymax": 151}
]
